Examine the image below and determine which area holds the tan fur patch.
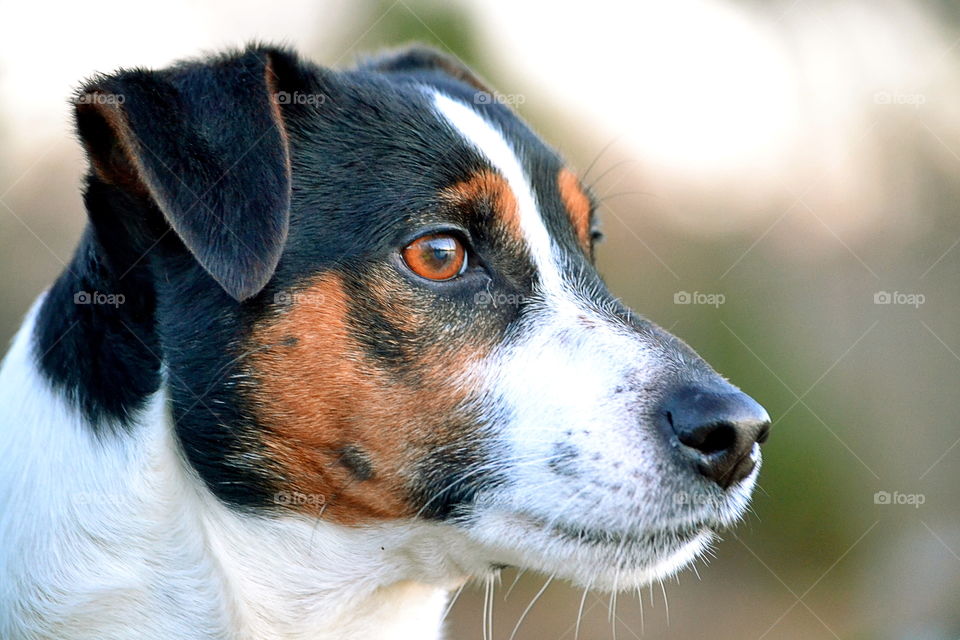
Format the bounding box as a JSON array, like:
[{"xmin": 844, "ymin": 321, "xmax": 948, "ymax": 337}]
[
  {"xmin": 246, "ymin": 273, "xmax": 485, "ymax": 524},
  {"xmin": 443, "ymin": 171, "xmax": 521, "ymax": 241},
  {"xmin": 557, "ymin": 168, "xmax": 592, "ymax": 251}
]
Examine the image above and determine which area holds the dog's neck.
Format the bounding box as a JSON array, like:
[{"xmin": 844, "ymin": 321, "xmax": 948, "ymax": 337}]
[{"xmin": 0, "ymin": 298, "xmax": 460, "ymax": 640}]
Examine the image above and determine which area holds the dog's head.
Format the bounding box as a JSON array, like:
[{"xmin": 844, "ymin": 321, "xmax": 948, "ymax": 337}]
[{"xmin": 74, "ymin": 45, "xmax": 770, "ymax": 589}]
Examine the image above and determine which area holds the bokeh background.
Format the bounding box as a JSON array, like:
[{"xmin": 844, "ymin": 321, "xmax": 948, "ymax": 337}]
[{"xmin": 2, "ymin": 1, "xmax": 959, "ymax": 638}]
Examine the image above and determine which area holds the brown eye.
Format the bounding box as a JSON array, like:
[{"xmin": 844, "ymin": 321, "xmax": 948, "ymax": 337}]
[{"xmin": 401, "ymin": 233, "xmax": 467, "ymax": 281}]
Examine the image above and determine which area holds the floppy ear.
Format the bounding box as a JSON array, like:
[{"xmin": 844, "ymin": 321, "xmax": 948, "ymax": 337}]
[
  {"xmin": 74, "ymin": 47, "xmax": 296, "ymax": 301},
  {"xmin": 359, "ymin": 45, "xmax": 494, "ymax": 93}
]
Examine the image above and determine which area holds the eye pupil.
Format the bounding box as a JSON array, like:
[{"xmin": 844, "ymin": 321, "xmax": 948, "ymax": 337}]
[
  {"xmin": 428, "ymin": 239, "xmax": 455, "ymax": 263},
  {"xmin": 402, "ymin": 233, "xmax": 467, "ymax": 281}
]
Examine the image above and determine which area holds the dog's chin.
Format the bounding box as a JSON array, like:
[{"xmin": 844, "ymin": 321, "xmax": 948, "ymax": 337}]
[
  {"xmin": 465, "ymin": 513, "xmax": 717, "ymax": 590},
  {"xmin": 463, "ymin": 470, "xmax": 758, "ymax": 590}
]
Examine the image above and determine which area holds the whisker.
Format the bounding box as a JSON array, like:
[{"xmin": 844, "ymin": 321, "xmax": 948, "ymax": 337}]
[
  {"xmin": 482, "ymin": 577, "xmax": 492, "ymax": 640},
  {"xmin": 659, "ymin": 578, "xmax": 670, "ymax": 627},
  {"xmin": 508, "ymin": 574, "xmax": 553, "ymax": 640},
  {"xmin": 636, "ymin": 587, "xmax": 645, "ymax": 635},
  {"xmin": 581, "ymin": 136, "xmax": 621, "ymax": 184},
  {"xmin": 575, "ymin": 582, "xmax": 591, "ymax": 640},
  {"xmin": 596, "ymin": 190, "xmax": 656, "ymax": 205},
  {"xmin": 487, "ymin": 575, "xmax": 495, "ymax": 640},
  {"xmin": 504, "ymin": 568, "xmax": 527, "ymax": 599},
  {"xmin": 586, "ymin": 158, "xmax": 638, "ymax": 193},
  {"xmin": 441, "ymin": 582, "xmax": 467, "ymax": 622}
]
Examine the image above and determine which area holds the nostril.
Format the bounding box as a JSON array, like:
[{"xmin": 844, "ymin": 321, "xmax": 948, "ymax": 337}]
[
  {"xmin": 658, "ymin": 384, "xmax": 770, "ymax": 488},
  {"xmin": 757, "ymin": 423, "xmax": 771, "ymax": 444},
  {"xmin": 678, "ymin": 422, "xmax": 737, "ymax": 455}
]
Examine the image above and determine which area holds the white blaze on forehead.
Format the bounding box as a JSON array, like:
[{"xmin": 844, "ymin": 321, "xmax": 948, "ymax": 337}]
[
  {"xmin": 427, "ymin": 95, "xmax": 755, "ymax": 589},
  {"xmin": 431, "ymin": 92, "xmax": 566, "ymax": 296}
]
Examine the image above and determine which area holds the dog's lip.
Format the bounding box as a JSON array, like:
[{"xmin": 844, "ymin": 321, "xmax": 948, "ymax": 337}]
[
  {"xmin": 549, "ymin": 520, "xmax": 714, "ymax": 548},
  {"xmin": 516, "ymin": 512, "xmax": 716, "ymax": 549}
]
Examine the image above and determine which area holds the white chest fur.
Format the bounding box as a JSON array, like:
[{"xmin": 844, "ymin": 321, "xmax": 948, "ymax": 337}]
[{"xmin": 0, "ymin": 297, "xmax": 460, "ymax": 639}]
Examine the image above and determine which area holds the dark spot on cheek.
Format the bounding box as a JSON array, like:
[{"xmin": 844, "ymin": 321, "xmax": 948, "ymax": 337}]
[
  {"xmin": 338, "ymin": 445, "xmax": 374, "ymax": 481},
  {"xmin": 548, "ymin": 442, "xmax": 581, "ymax": 478},
  {"xmin": 281, "ymin": 335, "xmax": 299, "ymax": 347}
]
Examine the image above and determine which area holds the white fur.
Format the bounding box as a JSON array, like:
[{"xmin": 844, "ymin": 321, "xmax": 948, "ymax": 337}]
[
  {"xmin": 432, "ymin": 92, "xmax": 760, "ymax": 589},
  {"xmin": 431, "ymin": 93, "xmax": 565, "ymax": 297},
  {"xmin": 0, "ymin": 93, "xmax": 761, "ymax": 640},
  {"xmin": 0, "ymin": 298, "xmax": 469, "ymax": 639}
]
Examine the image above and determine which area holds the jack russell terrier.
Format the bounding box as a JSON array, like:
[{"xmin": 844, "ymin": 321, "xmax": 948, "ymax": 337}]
[{"xmin": 0, "ymin": 44, "xmax": 770, "ymax": 639}]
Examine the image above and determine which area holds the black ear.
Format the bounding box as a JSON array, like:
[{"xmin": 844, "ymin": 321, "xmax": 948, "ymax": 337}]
[
  {"xmin": 74, "ymin": 47, "xmax": 297, "ymax": 301},
  {"xmin": 359, "ymin": 44, "xmax": 494, "ymax": 93}
]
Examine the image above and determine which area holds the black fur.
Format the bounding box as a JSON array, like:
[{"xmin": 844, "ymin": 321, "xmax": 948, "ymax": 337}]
[
  {"xmin": 338, "ymin": 446, "xmax": 374, "ymax": 482},
  {"xmin": 74, "ymin": 47, "xmax": 294, "ymax": 302},
  {"xmin": 34, "ymin": 222, "xmax": 160, "ymax": 430},
  {"xmin": 35, "ymin": 43, "xmax": 600, "ymax": 515}
]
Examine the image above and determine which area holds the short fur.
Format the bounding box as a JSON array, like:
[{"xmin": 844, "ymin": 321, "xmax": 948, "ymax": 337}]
[{"xmin": 0, "ymin": 44, "xmax": 770, "ymax": 639}]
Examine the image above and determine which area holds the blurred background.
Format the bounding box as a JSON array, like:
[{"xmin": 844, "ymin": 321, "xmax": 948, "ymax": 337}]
[{"xmin": 2, "ymin": 0, "xmax": 958, "ymax": 637}]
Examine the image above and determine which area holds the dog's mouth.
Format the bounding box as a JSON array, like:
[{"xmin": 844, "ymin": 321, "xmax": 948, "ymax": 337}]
[
  {"xmin": 469, "ymin": 509, "xmax": 722, "ymax": 589},
  {"xmin": 503, "ymin": 508, "xmax": 721, "ymax": 560},
  {"xmin": 546, "ymin": 518, "xmax": 716, "ymax": 549},
  {"xmin": 479, "ymin": 518, "xmax": 716, "ymax": 580},
  {"xmin": 463, "ymin": 478, "xmax": 757, "ymax": 588},
  {"xmin": 504, "ymin": 477, "xmax": 756, "ymax": 554}
]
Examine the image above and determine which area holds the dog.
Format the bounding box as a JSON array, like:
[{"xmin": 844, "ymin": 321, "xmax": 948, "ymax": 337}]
[{"xmin": 0, "ymin": 44, "xmax": 770, "ymax": 639}]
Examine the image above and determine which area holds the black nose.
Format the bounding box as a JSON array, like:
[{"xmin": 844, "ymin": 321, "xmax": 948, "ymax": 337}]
[{"xmin": 659, "ymin": 385, "xmax": 771, "ymax": 489}]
